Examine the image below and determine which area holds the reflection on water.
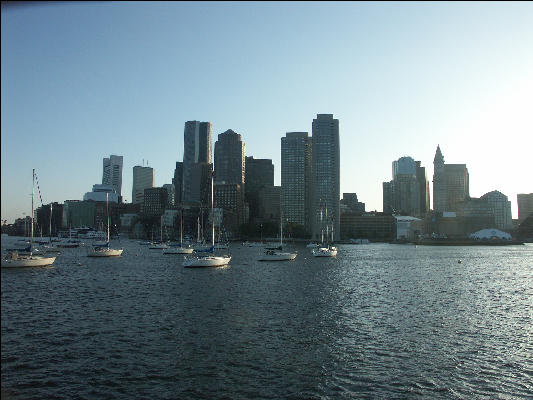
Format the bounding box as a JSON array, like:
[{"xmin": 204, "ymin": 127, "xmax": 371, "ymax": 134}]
[{"xmin": 2, "ymin": 237, "xmax": 532, "ymax": 399}]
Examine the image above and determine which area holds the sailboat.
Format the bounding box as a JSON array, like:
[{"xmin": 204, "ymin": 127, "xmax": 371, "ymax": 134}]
[
  {"xmin": 87, "ymin": 193, "xmax": 123, "ymax": 257},
  {"xmin": 183, "ymin": 173, "xmax": 231, "ymax": 268},
  {"xmin": 258, "ymin": 215, "xmax": 297, "ymax": 261},
  {"xmin": 2, "ymin": 170, "xmax": 57, "ymax": 268},
  {"xmin": 312, "ymin": 203, "xmax": 337, "ymax": 257},
  {"xmin": 164, "ymin": 207, "xmax": 193, "ymax": 254},
  {"xmin": 149, "ymin": 215, "xmax": 169, "ymax": 249}
]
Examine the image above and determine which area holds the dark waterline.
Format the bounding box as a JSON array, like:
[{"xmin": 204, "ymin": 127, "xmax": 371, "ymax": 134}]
[{"xmin": 2, "ymin": 237, "xmax": 532, "ymax": 399}]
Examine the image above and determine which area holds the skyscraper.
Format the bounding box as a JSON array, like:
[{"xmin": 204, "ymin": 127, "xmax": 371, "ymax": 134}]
[
  {"xmin": 182, "ymin": 121, "xmax": 212, "ymax": 203},
  {"xmin": 245, "ymin": 156, "xmax": 274, "ymax": 222},
  {"xmin": 214, "ymin": 129, "xmax": 245, "ymax": 185},
  {"xmin": 311, "ymin": 114, "xmax": 340, "ymax": 241},
  {"xmin": 432, "ymin": 145, "xmax": 469, "ymax": 212},
  {"xmin": 102, "ymin": 155, "xmax": 123, "ymax": 197},
  {"xmin": 281, "ymin": 132, "xmax": 312, "ymax": 232},
  {"xmin": 172, "ymin": 162, "xmax": 183, "ymax": 206},
  {"xmin": 132, "ymin": 166, "xmax": 154, "ymax": 205}
]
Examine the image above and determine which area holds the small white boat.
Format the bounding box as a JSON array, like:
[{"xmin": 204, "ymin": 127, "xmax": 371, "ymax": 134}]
[
  {"xmin": 312, "ymin": 246, "xmax": 337, "ymax": 257},
  {"xmin": 258, "ymin": 250, "xmax": 297, "ymax": 261},
  {"xmin": 163, "ymin": 246, "xmax": 193, "ymax": 254},
  {"xmin": 57, "ymin": 239, "xmax": 80, "ymax": 248}
]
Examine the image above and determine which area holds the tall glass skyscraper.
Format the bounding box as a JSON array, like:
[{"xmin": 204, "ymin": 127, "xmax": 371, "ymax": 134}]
[
  {"xmin": 281, "ymin": 132, "xmax": 312, "ymax": 233},
  {"xmin": 132, "ymin": 166, "xmax": 154, "ymax": 205},
  {"xmin": 311, "ymin": 114, "xmax": 340, "ymax": 241}
]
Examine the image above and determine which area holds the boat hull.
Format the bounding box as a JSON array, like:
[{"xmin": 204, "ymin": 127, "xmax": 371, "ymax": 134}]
[
  {"xmin": 87, "ymin": 248, "xmax": 123, "ymax": 257},
  {"xmin": 163, "ymin": 247, "xmax": 194, "ymax": 254},
  {"xmin": 183, "ymin": 256, "xmax": 231, "ymax": 267},
  {"xmin": 258, "ymin": 252, "xmax": 297, "ymax": 261},
  {"xmin": 1, "ymin": 255, "xmax": 56, "ymax": 268}
]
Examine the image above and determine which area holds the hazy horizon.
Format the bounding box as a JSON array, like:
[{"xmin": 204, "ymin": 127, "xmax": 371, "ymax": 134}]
[{"xmin": 2, "ymin": 1, "xmax": 532, "ymax": 223}]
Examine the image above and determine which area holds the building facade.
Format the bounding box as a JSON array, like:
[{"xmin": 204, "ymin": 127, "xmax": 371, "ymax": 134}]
[
  {"xmin": 480, "ymin": 190, "xmax": 512, "ymax": 230},
  {"xmin": 102, "ymin": 155, "xmax": 123, "ymax": 197},
  {"xmin": 432, "ymin": 145, "xmax": 469, "ymax": 212},
  {"xmin": 245, "ymin": 156, "xmax": 274, "ymax": 222},
  {"xmin": 83, "ymin": 184, "xmax": 119, "ymax": 203},
  {"xmin": 182, "ymin": 121, "xmax": 212, "ymax": 203},
  {"xmin": 214, "ymin": 129, "xmax": 245, "ymax": 186},
  {"xmin": 517, "ymin": 193, "xmax": 533, "ymax": 223},
  {"xmin": 143, "ymin": 187, "xmax": 169, "ymax": 217},
  {"xmin": 172, "ymin": 162, "xmax": 183, "ymax": 206},
  {"xmin": 132, "ymin": 166, "xmax": 154, "ymax": 205},
  {"xmin": 281, "ymin": 132, "xmax": 313, "ymax": 233}
]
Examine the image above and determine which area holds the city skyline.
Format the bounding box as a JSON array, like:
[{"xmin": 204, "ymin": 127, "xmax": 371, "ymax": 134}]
[{"xmin": 2, "ymin": 2, "xmax": 532, "ymax": 223}]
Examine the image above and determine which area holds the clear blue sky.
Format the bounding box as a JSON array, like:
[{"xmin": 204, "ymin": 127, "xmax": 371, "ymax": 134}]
[{"xmin": 2, "ymin": 1, "xmax": 532, "ymax": 223}]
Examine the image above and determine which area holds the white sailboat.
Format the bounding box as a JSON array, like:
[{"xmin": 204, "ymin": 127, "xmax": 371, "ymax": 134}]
[
  {"xmin": 164, "ymin": 208, "xmax": 193, "ymax": 254},
  {"xmin": 2, "ymin": 170, "xmax": 56, "ymax": 268},
  {"xmin": 183, "ymin": 173, "xmax": 231, "ymax": 268},
  {"xmin": 258, "ymin": 215, "xmax": 297, "ymax": 261},
  {"xmin": 312, "ymin": 203, "xmax": 337, "ymax": 257},
  {"xmin": 87, "ymin": 193, "xmax": 123, "ymax": 257},
  {"xmin": 149, "ymin": 215, "xmax": 169, "ymax": 249}
]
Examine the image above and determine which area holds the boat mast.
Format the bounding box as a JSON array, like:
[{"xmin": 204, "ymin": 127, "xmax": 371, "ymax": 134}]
[
  {"xmin": 106, "ymin": 192, "xmax": 110, "ymax": 243},
  {"xmin": 211, "ymin": 171, "xmax": 215, "ymax": 250},
  {"xmin": 320, "ymin": 205, "xmax": 324, "ymax": 245},
  {"xmin": 31, "ymin": 169, "xmax": 35, "ymax": 256},
  {"xmin": 325, "ymin": 203, "xmax": 329, "ymax": 246},
  {"xmin": 49, "ymin": 203, "xmax": 53, "ymax": 243}
]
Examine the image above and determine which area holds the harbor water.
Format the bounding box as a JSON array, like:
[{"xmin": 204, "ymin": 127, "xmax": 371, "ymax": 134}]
[{"xmin": 2, "ymin": 237, "xmax": 532, "ymax": 399}]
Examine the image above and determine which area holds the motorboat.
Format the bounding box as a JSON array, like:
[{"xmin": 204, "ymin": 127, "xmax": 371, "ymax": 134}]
[{"xmin": 163, "ymin": 246, "xmax": 193, "ymax": 254}]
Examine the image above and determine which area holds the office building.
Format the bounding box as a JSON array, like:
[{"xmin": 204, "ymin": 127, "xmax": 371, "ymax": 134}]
[
  {"xmin": 341, "ymin": 193, "xmax": 365, "ymax": 214},
  {"xmin": 182, "ymin": 121, "xmax": 212, "ymax": 203},
  {"xmin": 132, "ymin": 166, "xmax": 154, "ymax": 205},
  {"xmin": 245, "ymin": 156, "xmax": 274, "ymax": 221},
  {"xmin": 83, "ymin": 184, "xmax": 119, "ymax": 203},
  {"xmin": 281, "ymin": 132, "xmax": 312, "ymax": 233},
  {"xmin": 172, "ymin": 162, "xmax": 183, "ymax": 206},
  {"xmin": 143, "ymin": 187, "xmax": 169, "ymax": 217},
  {"xmin": 102, "ymin": 155, "xmax": 123, "ymax": 197},
  {"xmin": 214, "ymin": 129, "xmax": 245, "ymax": 185},
  {"xmin": 162, "ymin": 184, "xmax": 176, "ymax": 207}
]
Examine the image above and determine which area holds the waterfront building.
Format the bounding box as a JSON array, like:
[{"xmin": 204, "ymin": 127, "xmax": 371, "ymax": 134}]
[
  {"xmin": 83, "ymin": 184, "xmax": 119, "ymax": 203},
  {"xmin": 132, "ymin": 166, "xmax": 154, "ymax": 206},
  {"xmin": 182, "ymin": 121, "xmax": 212, "ymax": 203},
  {"xmin": 480, "ymin": 190, "xmax": 513, "ymax": 230},
  {"xmin": 143, "ymin": 187, "xmax": 169, "ymax": 217},
  {"xmin": 258, "ymin": 185, "xmax": 281, "ymax": 223},
  {"xmin": 312, "ymin": 115, "xmax": 340, "ymax": 241},
  {"xmin": 517, "ymin": 193, "xmax": 533, "ymax": 223},
  {"xmin": 281, "ymin": 132, "xmax": 313, "ymax": 233},
  {"xmin": 186, "ymin": 162, "xmax": 213, "ymax": 208},
  {"xmin": 35, "ymin": 202, "xmax": 63, "ymax": 236},
  {"xmin": 214, "ymin": 182, "xmax": 244, "ymax": 238},
  {"xmin": 432, "ymin": 145, "xmax": 469, "ymax": 212},
  {"xmin": 102, "ymin": 155, "xmax": 123, "ymax": 197},
  {"xmin": 340, "ymin": 212, "xmax": 396, "ymax": 241}
]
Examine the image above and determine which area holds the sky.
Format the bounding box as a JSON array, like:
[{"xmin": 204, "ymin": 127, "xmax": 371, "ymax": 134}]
[{"xmin": 2, "ymin": 1, "xmax": 532, "ymax": 223}]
